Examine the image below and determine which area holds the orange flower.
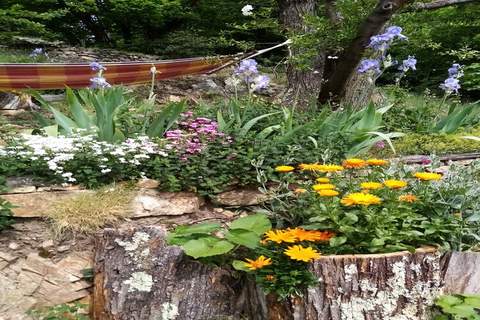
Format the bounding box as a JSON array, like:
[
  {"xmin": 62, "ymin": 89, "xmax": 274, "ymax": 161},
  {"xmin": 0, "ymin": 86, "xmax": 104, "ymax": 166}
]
[
  {"xmin": 244, "ymin": 255, "xmax": 272, "ymax": 270},
  {"xmin": 384, "ymin": 179, "xmax": 408, "ymax": 189},
  {"xmin": 343, "ymin": 158, "xmax": 367, "ymax": 169},
  {"xmin": 264, "ymin": 229, "xmax": 297, "ymax": 244},
  {"xmin": 398, "ymin": 194, "xmax": 418, "ymax": 203},
  {"xmin": 284, "ymin": 245, "xmax": 321, "ymax": 262},
  {"xmin": 367, "ymin": 159, "xmax": 389, "ymax": 166},
  {"xmin": 294, "ymin": 188, "xmax": 307, "ymax": 194},
  {"xmin": 317, "ymin": 189, "xmax": 340, "ymax": 197},
  {"xmin": 289, "ymin": 228, "xmax": 335, "ymax": 242},
  {"xmin": 265, "ymin": 275, "xmax": 275, "ymax": 281},
  {"xmin": 275, "ymin": 165, "xmax": 295, "ymax": 173}
]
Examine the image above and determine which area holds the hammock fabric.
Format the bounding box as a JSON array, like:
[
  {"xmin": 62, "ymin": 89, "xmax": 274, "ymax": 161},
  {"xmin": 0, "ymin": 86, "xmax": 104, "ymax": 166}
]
[{"xmin": 0, "ymin": 56, "xmax": 231, "ymax": 90}]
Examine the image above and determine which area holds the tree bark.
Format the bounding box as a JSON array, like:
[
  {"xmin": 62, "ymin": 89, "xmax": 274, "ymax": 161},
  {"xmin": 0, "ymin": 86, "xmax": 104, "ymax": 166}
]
[
  {"xmin": 412, "ymin": 0, "xmax": 477, "ymax": 10},
  {"xmin": 318, "ymin": 0, "xmax": 410, "ymax": 105},
  {"xmin": 93, "ymin": 226, "xmax": 250, "ymax": 320},
  {"xmin": 278, "ymin": 0, "xmax": 325, "ymax": 108}
]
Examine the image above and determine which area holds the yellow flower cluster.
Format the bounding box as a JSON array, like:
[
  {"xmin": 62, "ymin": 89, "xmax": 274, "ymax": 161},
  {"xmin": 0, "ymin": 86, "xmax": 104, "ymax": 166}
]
[
  {"xmin": 384, "ymin": 179, "xmax": 408, "ymax": 189},
  {"xmin": 264, "ymin": 228, "xmax": 335, "ymax": 244},
  {"xmin": 244, "ymin": 255, "xmax": 272, "ymax": 270},
  {"xmin": 318, "ymin": 189, "xmax": 339, "ymax": 197},
  {"xmin": 340, "ymin": 192, "xmax": 382, "ymax": 206},
  {"xmin": 414, "ymin": 172, "xmax": 442, "ymax": 181},
  {"xmin": 299, "ymin": 163, "xmax": 344, "ymax": 172},
  {"xmin": 312, "ymin": 183, "xmax": 336, "ymax": 191},
  {"xmin": 360, "ymin": 182, "xmax": 383, "ymax": 190},
  {"xmin": 343, "ymin": 158, "xmax": 367, "ymax": 169},
  {"xmin": 284, "ymin": 245, "xmax": 321, "ymax": 262}
]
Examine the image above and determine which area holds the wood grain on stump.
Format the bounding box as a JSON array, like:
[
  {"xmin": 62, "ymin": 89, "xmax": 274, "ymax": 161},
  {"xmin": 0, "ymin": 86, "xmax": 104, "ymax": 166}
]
[{"xmin": 94, "ymin": 227, "xmax": 478, "ymax": 320}]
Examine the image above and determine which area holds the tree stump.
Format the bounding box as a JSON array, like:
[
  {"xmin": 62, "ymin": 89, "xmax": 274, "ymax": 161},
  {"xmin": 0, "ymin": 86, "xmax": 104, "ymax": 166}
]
[
  {"xmin": 93, "ymin": 226, "xmax": 249, "ymax": 320},
  {"xmin": 263, "ymin": 248, "xmax": 447, "ymax": 320},
  {"xmin": 94, "ymin": 227, "xmax": 479, "ymax": 320}
]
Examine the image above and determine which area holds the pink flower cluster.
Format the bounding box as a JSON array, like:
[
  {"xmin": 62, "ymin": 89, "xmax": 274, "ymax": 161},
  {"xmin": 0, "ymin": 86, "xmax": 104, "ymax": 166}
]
[{"xmin": 165, "ymin": 112, "xmax": 232, "ymax": 159}]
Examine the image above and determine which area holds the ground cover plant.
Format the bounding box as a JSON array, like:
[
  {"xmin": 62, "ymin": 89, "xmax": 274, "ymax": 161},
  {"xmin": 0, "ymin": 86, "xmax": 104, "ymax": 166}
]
[{"xmin": 168, "ymin": 158, "xmax": 480, "ymax": 299}]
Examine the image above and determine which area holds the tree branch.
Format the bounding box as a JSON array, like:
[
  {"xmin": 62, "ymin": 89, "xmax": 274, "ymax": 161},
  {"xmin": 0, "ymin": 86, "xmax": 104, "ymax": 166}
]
[
  {"xmin": 325, "ymin": 0, "xmax": 342, "ymax": 24},
  {"xmin": 412, "ymin": 0, "xmax": 477, "ymax": 10}
]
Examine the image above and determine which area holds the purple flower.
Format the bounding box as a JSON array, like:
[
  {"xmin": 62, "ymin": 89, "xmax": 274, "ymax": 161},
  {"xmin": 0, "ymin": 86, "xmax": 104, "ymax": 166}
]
[
  {"xmin": 252, "ymin": 74, "xmax": 270, "ymax": 91},
  {"xmin": 90, "ymin": 76, "xmax": 111, "ymax": 89},
  {"xmin": 398, "ymin": 56, "xmax": 417, "ymax": 72},
  {"xmin": 30, "ymin": 48, "xmax": 47, "ymax": 58},
  {"xmin": 358, "ymin": 59, "xmax": 380, "ymax": 74},
  {"xmin": 368, "ymin": 26, "xmax": 407, "ymax": 51},
  {"xmin": 89, "ymin": 62, "xmax": 106, "ymax": 72},
  {"xmin": 235, "ymin": 59, "xmax": 258, "ymax": 81},
  {"xmin": 421, "ymin": 156, "xmax": 432, "ymax": 165},
  {"xmin": 385, "ymin": 26, "xmax": 407, "ymax": 41},
  {"xmin": 375, "ymin": 141, "xmax": 385, "ymax": 149},
  {"xmin": 440, "ymin": 77, "xmax": 460, "ymax": 94},
  {"xmin": 448, "ymin": 63, "xmax": 463, "ymax": 78}
]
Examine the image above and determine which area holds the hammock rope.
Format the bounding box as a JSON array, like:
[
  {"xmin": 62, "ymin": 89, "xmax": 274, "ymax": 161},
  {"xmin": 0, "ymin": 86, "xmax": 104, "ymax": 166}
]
[{"xmin": 0, "ymin": 41, "xmax": 290, "ymax": 91}]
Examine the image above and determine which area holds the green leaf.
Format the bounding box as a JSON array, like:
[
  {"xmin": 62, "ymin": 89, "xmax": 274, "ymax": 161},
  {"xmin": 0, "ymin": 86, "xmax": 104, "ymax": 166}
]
[
  {"xmin": 229, "ymin": 213, "xmax": 271, "ymax": 235},
  {"xmin": 48, "ymin": 106, "xmax": 78, "ymax": 135},
  {"xmin": 182, "ymin": 237, "xmax": 235, "ymax": 258},
  {"xmin": 370, "ymin": 238, "xmax": 385, "ymax": 247},
  {"xmin": 42, "ymin": 124, "xmax": 58, "ymax": 137},
  {"xmin": 329, "ymin": 236, "xmax": 347, "ymax": 247},
  {"xmin": 232, "ymin": 259, "xmax": 251, "ymax": 272},
  {"xmin": 225, "ymin": 229, "xmax": 261, "ymax": 248},
  {"xmin": 172, "ymin": 222, "xmax": 221, "ymax": 236},
  {"xmin": 66, "ymin": 87, "xmax": 92, "ymax": 129}
]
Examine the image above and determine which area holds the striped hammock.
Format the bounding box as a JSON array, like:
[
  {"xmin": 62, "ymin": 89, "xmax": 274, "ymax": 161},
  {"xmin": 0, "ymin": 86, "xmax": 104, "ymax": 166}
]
[{"xmin": 0, "ymin": 56, "xmax": 231, "ymax": 90}]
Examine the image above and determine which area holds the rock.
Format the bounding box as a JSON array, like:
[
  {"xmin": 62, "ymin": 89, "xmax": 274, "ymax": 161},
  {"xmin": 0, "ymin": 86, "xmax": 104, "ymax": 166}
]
[
  {"xmin": 212, "ymin": 188, "xmax": 268, "ymax": 207},
  {"xmin": 5, "ymin": 177, "xmax": 36, "ymax": 189},
  {"xmin": 8, "ymin": 242, "xmax": 20, "ymax": 250},
  {"xmin": 131, "ymin": 190, "xmax": 202, "ymax": 217},
  {"xmin": 57, "ymin": 245, "xmax": 71, "ymax": 253},
  {"xmin": 136, "ymin": 178, "xmax": 160, "ymax": 189},
  {"xmin": 8, "ymin": 186, "xmax": 36, "ymax": 194},
  {"xmin": 168, "ymin": 95, "xmax": 182, "ymax": 102},
  {"xmin": 1, "ymin": 190, "xmax": 92, "ymax": 218},
  {"xmin": 40, "ymin": 240, "xmax": 54, "ymax": 249}
]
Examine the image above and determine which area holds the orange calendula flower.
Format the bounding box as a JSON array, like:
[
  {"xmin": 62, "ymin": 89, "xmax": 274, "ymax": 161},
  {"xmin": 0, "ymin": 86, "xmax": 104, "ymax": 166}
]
[
  {"xmin": 265, "ymin": 275, "xmax": 275, "ymax": 281},
  {"xmin": 312, "ymin": 183, "xmax": 336, "ymax": 191},
  {"xmin": 414, "ymin": 172, "xmax": 442, "ymax": 181},
  {"xmin": 399, "ymin": 194, "xmax": 418, "ymax": 203},
  {"xmin": 343, "ymin": 158, "xmax": 367, "ymax": 169},
  {"xmin": 341, "ymin": 192, "xmax": 382, "ymax": 206},
  {"xmin": 384, "ymin": 179, "xmax": 408, "ymax": 189},
  {"xmin": 317, "ymin": 189, "xmax": 340, "ymax": 197},
  {"xmin": 275, "ymin": 165, "xmax": 295, "ymax": 173},
  {"xmin": 316, "ymin": 164, "xmax": 344, "ymax": 172},
  {"xmin": 264, "ymin": 230, "xmax": 297, "ymax": 244},
  {"xmin": 360, "ymin": 182, "xmax": 383, "ymax": 190},
  {"xmin": 316, "ymin": 177, "xmax": 331, "ymax": 183},
  {"xmin": 289, "ymin": 228, "xmax": 335, "ymax": 242},
  {"xmin": 294, "ymin": 188, "xmax": 307, "ymax": 194},
  {"xmin": 284, "ymin": 245, "xmax": 321, "ymax": 262},
  {"xmin": 367, "ymin": 159, "xmax": 389, "ymax": 166},
  {"xmin": 244, "ymin": 255, "xmax": 272, "ymax": 270}
]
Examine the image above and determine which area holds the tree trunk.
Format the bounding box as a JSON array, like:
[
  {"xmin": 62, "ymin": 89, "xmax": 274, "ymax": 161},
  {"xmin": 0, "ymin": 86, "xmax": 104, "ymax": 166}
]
[
  {"xmin": 278, "ymin": 0, "xmax": 325, "ymax": 108},
  {"xmin": 262, "ymin": 248, "xmax": 447, "ymax": 320},
  {"xmin": 93, "ymin": 226, "xmax": 250, "ymax": 320},
  {"xmin": 93, "ymin": 227, "xmax": 480, "ymax": 320}
]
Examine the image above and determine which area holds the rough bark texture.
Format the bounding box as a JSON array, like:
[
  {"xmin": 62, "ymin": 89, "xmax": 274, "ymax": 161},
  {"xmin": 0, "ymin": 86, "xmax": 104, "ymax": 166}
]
[
  {"xmin": 412, "ymin": 0, "xmax": 477, "ymax": 10},
  {"xmin": 263, "ymin": 248, "xmax": 447, "ymax": 320},
  {"xmin": 93, "ymin": 227, "xmax": 247, "ymax": 320},
  {"xmin": 278, "ymin": 0, "xmax": 325, "ymax": 107},
  {"xmin": 94, "ymin": 228, "xmax": 480, "ymax": 320},
  {"xmin": 318, "ymin": 0, "xmax": 410, "ymax": 105}
]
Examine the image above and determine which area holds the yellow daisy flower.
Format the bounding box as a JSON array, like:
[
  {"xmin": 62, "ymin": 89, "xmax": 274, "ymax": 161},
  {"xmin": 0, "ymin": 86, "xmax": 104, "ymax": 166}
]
[
  {"xmin": 367, "ymin": 159, "xmax": 389, "ymax": 166},
  {"xmin": 384, "ymin": 179, "xmax": 408, "ymax": 189},
  {"xmin": 275, "ymin": 165, "xmax": 295, "ymax": 173},
  {"xmin": 264, "ymin": 230, "xmax": 297, "ymax": 244},
  {"xmin": 316, "ymin": 177, "xmax": 330, "ymax": 183},
  {"xmin": 398, "ymin": 194, "xmax": 418, "ymax": 203},
  {"xmin": 343, "ymin": 158, "xmax": 367, "ymax": 169},
  {"xmin": 298, "ymin": 163, "xmax": 323, "ymax": 171},
  {"xmin": 316, "ymin": 164, "xmax": 344, "ymax": 172},
  {"xmin": 360, "ymin": 182, "xmax": 383, "ymax": 190},
  {"xmin": 284, "ymin": 245, "xmax": 321, "ymax": 262},
  {"xmin": 244, "ymin": 255, "xmax": 272, "ymax": 270},
  {"xmin": 312, "ymin": 183, "xmax": 336, "ymax": 191},
  {"xmin": 317, "ymin": 189, "xmax": 340, "ymax": 197},
  {"xmin": 414, "ymin": 172, "xmax": 442, "ymax": 181},
  {"xmin": 340, "ymin": 192, "xmax": 382, "ymax": 206}
]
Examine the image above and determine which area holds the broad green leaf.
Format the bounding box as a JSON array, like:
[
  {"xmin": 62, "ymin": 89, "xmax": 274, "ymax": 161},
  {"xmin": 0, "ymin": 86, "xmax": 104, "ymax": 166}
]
[
  {"xmin": 239, "ymin": 112, "xmax": 279, "ymax": 137},
  {"xmin": 48, "ymin": 106, "xmax": 77, "ymax": 135},
  {"xmin": 182, "ymin": 237, "xmax": 234, "ymax": 258},
  {"xmin": 329, "ymin": 236, "xmax": 347, "ymax": 247},
  {"xmin": 66, "ymin": 88, "xmax": 92, "ymax": 129},
  {"xmin": 172, "ymin": 222, "xmax": 221, "ymax": 236},
  {"xmin": 229, "ymin": 213, "xmax": 271, "ymax": 235},
  {"xmin": 225, "ymin": 229, "xmax": 261, "ymax": 249},
  {"xmin": 42, "ymin": 124, "xmax": 58, "ymax": 137},
  {"xmin": 232, "ymin": 259, "xmax": 251, "ymax": 272}
]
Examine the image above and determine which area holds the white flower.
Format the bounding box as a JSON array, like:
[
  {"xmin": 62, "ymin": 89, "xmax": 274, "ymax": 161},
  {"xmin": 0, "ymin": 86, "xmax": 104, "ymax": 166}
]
[
  {"xmin": 241, "ymin": 4, "xmax": 253, "ymax": 16},
  {"xmin": 101, "ymin": 168, "xmax": 112, "ymax": 174}
]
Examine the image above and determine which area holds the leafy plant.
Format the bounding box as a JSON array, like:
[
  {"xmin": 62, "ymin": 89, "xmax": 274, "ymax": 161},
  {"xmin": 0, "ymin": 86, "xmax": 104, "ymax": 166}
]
[
  {"xmin": 28, "ymin": 302, "xmax": 89, "ymax": 320},
  {"xmin": 434, "ymin": 294, "xmax": 480, "ymax": 320},
  {"xmin": 0, "ymin": 176, "xmax": 13, "ymax": 232},
  {"xmin": 432, "ymin": 102, "xmax": 480, "ymax": 134}
]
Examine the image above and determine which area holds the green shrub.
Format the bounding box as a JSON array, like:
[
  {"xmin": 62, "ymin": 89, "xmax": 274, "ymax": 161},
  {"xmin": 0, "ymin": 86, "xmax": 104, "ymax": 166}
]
[
  {"xmin": 434, "ymin": 294, "xmax": 480, "ymax": 320},
  {"xmin": 0, "ymin": 176, "xmax": 13, "ymax": 232}
]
